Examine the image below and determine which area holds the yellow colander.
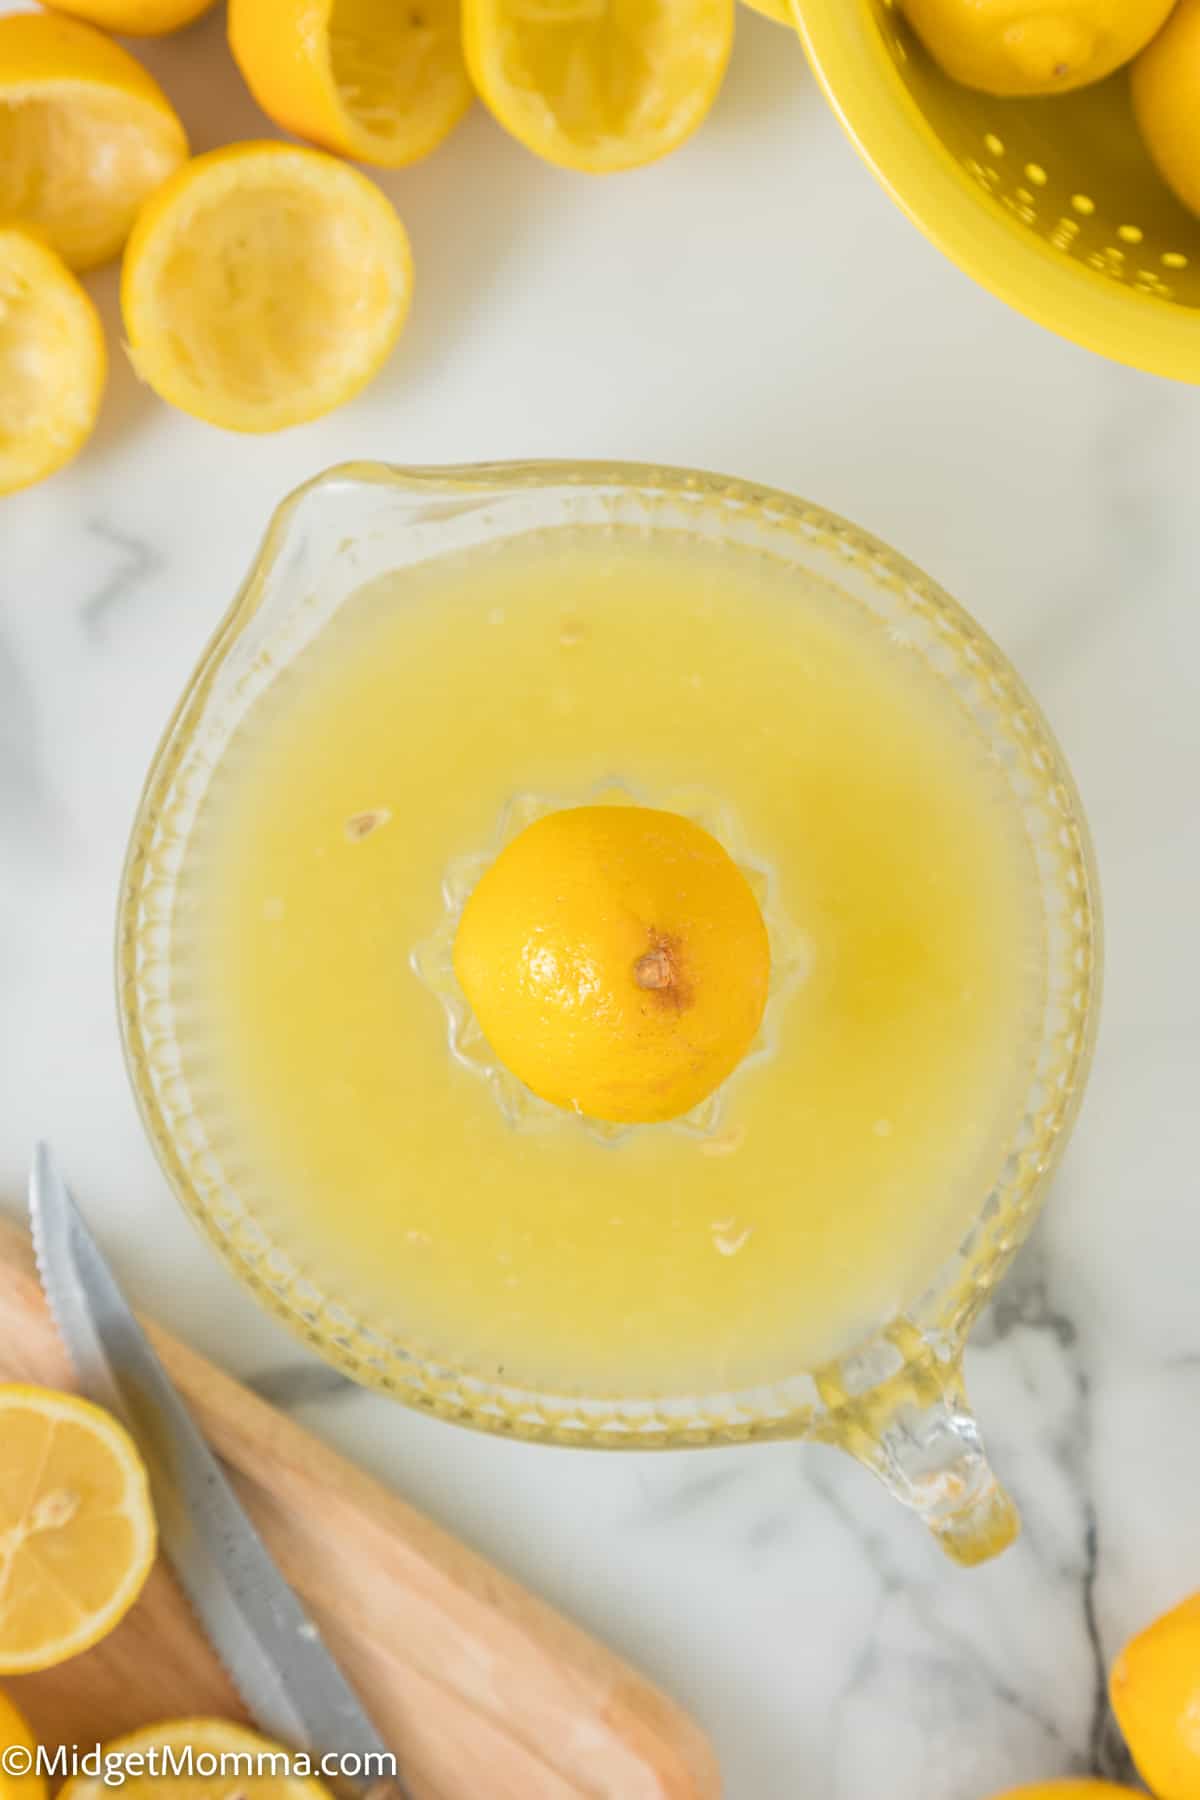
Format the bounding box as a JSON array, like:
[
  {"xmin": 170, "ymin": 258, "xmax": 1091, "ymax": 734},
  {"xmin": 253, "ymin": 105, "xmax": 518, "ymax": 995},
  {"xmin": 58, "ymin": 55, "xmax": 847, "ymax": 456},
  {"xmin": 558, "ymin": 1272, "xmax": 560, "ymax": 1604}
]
[{"xmin": 793, "ymin": 2, "xmax": 1200, "ymax": 383}]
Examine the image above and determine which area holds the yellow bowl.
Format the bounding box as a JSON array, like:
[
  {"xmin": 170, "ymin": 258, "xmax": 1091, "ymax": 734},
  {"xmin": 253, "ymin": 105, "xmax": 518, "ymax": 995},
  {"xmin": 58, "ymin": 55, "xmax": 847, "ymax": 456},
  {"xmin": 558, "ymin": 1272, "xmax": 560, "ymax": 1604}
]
[{"xmin": 794, "ymin": 1, "xmax": 1200, "ymax": 382}]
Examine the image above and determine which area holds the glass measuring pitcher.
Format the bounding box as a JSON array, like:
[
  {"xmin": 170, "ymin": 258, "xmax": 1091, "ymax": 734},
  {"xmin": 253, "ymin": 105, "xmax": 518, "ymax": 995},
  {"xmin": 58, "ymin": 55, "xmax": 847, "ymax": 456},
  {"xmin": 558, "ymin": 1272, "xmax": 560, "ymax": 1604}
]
[{"xmin": 118, "ymin": 461, "xmax": 1100, "ymax": 1567}]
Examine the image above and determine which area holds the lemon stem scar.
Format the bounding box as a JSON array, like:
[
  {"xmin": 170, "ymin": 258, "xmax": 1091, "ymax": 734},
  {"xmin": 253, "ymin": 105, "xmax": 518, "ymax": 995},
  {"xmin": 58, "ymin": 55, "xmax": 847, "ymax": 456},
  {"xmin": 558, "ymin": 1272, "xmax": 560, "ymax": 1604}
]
[
  {"xmin": 635, "ymin": 946, "xmax": 675, "ymax": 990},
  {"xmin": 633, "ymin": 934, "xmax": 694, "ymax": 1013}
]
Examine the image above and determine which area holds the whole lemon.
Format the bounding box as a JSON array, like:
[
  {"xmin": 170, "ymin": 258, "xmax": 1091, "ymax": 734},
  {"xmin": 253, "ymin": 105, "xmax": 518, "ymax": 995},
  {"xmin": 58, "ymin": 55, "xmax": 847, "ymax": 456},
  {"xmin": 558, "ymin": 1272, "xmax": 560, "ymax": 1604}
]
[
  {"xmin": 901, "ymin": 0, "xmax": 1176, "ymax": 95},
  {"xmin": 453, "ymin": 806, "xmax": 770, "ymax": 1124},
  {"xmin": 0, "ymin": 1689, "xmax": 47, "ymax": 1800},
  {"xmin": 1110, "ymin": 1591, "xmax": 1200, "ymax": 1798},
  {"xmin": 1133, "ymin": 0, "xmax": 1200, "ymax": 220}
]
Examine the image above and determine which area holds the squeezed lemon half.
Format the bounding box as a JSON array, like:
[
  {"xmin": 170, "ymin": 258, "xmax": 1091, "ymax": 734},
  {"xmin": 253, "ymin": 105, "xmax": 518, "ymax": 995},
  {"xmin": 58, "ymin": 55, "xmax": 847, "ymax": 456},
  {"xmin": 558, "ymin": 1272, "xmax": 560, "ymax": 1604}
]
[
  {"xmin": 121, "ymin": 142, "xmax": 413, "ymax": 433},
  {"xmin": 0, "ymin": 13, "xmax": 187, "ymax": 271},
  {"xmin": 229, "ymin": 0, "xmax": 472, "ymax": 168},
  {"xmin": 462, "ymin": 0, "xmax": 735, "ymax": 172},
  {"xmin": 0, "ymin": 228, "xmax": 105, "ymax": 496}
]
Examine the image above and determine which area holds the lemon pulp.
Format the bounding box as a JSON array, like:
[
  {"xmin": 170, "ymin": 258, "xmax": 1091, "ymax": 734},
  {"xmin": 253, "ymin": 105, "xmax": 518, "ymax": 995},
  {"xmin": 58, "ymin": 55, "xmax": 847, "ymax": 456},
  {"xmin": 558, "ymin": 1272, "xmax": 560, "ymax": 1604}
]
[
  {"xmin": 0, "ymin": 1385, "xmax": 155, "ymax": 1674},
  {"xmin": 120, "ymin": 144, "xmax": 412, "ymax": 432},
  {"xmin": 228, "ymin": 0, "xmax": 470, "ymax": 168},
  {"xmin": 463, "ymin": 0, "xmax": 733, "ymax": 171},
  {"xmin": 178, "ymin": 529, "xmax": 1046, "ymax": 1395},
  {"xmin": 0, "ymin": 92, "xmax": 182, "ymax": 267},
  {"xmin": 327, "ymin": 0, "xmax": 471, "ymax": 156},
  {"xmin": 0, "ymin": 15, "xmax": 187, "ymax": 270}
]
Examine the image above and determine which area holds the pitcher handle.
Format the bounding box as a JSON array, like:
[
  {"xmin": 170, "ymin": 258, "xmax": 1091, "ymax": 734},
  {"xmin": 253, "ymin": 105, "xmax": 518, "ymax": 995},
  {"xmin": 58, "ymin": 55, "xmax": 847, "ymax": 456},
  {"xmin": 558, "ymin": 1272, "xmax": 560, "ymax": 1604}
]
[{"xmin": 821, "ymin": 1354, "xmax": 1020, "ymax": 1566}]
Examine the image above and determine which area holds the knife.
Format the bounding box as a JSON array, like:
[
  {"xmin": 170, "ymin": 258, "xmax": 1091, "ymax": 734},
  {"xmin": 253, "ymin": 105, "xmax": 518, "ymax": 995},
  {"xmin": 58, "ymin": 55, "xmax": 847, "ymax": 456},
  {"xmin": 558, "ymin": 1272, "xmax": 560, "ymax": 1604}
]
[{"xmin": 29, "ymin": 1142, "xmax": 409, "ymax": 1795}]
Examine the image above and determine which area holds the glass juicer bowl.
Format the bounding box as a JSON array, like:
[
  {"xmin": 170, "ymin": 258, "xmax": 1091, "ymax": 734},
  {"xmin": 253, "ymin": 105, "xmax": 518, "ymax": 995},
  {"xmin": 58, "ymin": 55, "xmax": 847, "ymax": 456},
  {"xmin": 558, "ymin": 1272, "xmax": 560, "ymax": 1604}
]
[{"xmin": 118, "ymin": 460, "xmax": 1100, "ymax": 1567}]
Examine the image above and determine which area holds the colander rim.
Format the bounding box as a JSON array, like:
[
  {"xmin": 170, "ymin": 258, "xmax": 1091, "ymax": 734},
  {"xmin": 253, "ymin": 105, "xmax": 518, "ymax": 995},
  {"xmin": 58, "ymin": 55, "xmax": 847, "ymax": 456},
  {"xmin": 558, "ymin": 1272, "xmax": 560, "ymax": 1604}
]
[{"xmin": 792, "ymin": 0, "xmax": 1200, "ymax": 386}]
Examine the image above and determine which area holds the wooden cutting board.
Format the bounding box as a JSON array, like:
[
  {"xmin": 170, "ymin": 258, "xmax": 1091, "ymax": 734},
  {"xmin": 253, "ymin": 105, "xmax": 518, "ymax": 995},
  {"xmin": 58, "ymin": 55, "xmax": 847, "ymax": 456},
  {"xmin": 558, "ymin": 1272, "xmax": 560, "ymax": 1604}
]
[{"xmin": 0, "ymin": 1216, "xmax": 719, "ymax": 1800}]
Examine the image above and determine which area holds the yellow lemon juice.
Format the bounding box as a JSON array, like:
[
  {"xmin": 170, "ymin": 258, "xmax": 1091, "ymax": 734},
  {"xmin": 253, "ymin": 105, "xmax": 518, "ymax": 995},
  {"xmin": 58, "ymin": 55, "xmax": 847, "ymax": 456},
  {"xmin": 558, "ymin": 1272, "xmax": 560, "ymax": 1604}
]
[{"xmin": 182, "ymin": 529, "xmax": 1045, "ymax": 1396}]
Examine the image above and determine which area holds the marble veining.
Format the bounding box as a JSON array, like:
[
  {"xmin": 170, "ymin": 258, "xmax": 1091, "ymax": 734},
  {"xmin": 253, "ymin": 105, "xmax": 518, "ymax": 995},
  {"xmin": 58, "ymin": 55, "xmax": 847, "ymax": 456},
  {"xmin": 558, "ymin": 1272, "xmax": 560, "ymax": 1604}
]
[
  {"xmin": 2, "ymin": 3, "xmax": 1199, "ymax": 1793},
  {"xmin": 245, "ymin": 1364, "xmax": 358, "ymax": 1410},
  {"xmin": 0, "ymin": 625, "xmax": 47, "ymax": 849},
  {"xmin": 79, "ymin": 521, "xmax": 166, "ymax": 638}
]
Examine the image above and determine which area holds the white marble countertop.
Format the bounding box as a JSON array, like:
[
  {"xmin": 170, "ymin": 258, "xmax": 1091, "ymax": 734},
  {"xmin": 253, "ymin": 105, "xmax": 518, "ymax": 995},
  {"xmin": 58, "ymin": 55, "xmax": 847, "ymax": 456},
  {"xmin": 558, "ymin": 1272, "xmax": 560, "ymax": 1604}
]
[{"xmin": 3, "ymin": 8, "xmax": 1199, "ymax": 1794}]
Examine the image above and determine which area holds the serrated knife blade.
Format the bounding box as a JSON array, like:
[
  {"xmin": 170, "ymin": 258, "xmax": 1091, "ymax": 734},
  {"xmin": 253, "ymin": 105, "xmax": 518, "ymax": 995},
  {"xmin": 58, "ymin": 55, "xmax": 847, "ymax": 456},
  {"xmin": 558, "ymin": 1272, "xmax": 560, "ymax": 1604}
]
[{"xmin": 29, "ymin": 1142, "xmax": 406, "ymax": 1790}]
